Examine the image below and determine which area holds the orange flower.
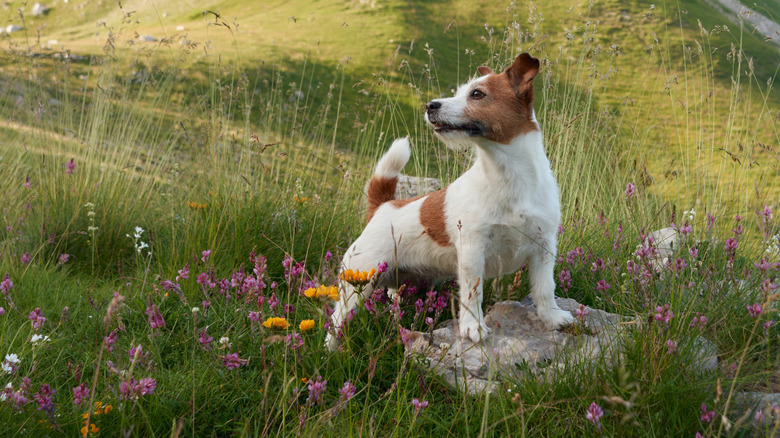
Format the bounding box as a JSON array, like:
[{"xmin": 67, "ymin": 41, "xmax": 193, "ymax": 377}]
[
  {"xmin": 339, "ymin": 268, "xmax": 377, "ymax": 285},
  {"xmin": 299, "ymin": 319, "xmax": 315, "ymax": 331},
  {"xmin": 262, "ymin": 317, "xmax": 289, "ymax": 329},
  {"xmin": 304, "ymin": 285, "xmax": 339, "ymax": 301}
]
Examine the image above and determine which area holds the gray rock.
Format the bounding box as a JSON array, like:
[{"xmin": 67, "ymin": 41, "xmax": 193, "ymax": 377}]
[
  {"xmin": 6, "ymin": 24, "xmax": 23, "ymax": 34},
  {"xmin": 395, "ymin": 174, "xmax": 442, "ymax": 198},
  {"xmin": 31, "ymin": 3, "xmax": 47, "ymax": 16},
  {"xmin": 405, "ymin": 298, "xmax": 718, "ymax": 394},
  {"xmin": 138, "ymin": 35, "xmax": 157, "ymax": 42}
]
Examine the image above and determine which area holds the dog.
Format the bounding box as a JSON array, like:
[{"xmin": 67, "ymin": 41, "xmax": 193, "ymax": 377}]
[{"xmin": 326, "ymin": 53, "xmax": 574, "ymax": 350}]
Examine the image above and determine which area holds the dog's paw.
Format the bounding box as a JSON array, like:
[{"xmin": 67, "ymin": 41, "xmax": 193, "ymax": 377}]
[
  {"xmin": 459, "ymin": 317, "xmax": 491, "ymax": 344},
  {"xmin": 538, "ymin": 307, "xmax": 575, "ymax": 330},
  {"xmin": 324, "ymin": 333, "xmax": 340, "ymax": 352}
]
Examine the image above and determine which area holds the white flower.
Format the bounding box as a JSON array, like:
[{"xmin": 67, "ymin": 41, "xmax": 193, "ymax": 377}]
[
  {"xmin": 134, "ymin": 226, "xmax": 144, "ymax": 235},
  {"xmin": 683, "ymin": 208, "xmax": 696, "ymax": 222},
  {"xmin": 4, "ymin": 354, "xmax": 19, "ymax": 364},
  {"xmin": 30, "ymin": 334, "xmax": 50, "ymax": 345},
  {"xmin": 192, "ymin": 307, "xmax": 200, "ymax": 314},
  {"xmin": 0, "ymin": 382, "xmax": 11, "ymax": 401},
  {"xmin": 83, "ymin": 202, "xmax": 94, "ymax": 209},
  {"xmin": 219, "ymin": 337, "xmax": 231, "ymax": 348},
  {"xmin": 1, "ymin": 364, "xmax": 12, "ymax": 374}
]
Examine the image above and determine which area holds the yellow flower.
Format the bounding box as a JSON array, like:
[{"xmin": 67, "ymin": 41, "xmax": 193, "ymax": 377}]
[
  {"xmin": 299, "ymin": 319, "xmax": 315, "ymax": 331},
  {"xmin": 262, "ymin": 317, "xmax": 289, "ymax": 329},
  {"xmin": 81, "ymin": 423, "xmax": 99, "ymax": 437},
  {"xmin": 103, "ymin": 404, "xmax": 113, "ymax": 414},
  {"xmin": 294, "ymin": 196, "xmax": 309, "ymax": 203},
  {"xmin": 304, "ymin": 285, "xmax": 340, "ymax": 301},
  {"xmin": 339, "ymin": 268, "xmax": 377, "ymax": 285},
  {"xmin": 187, "ymin": 201, "xmax": 208, "ymax": 210}
]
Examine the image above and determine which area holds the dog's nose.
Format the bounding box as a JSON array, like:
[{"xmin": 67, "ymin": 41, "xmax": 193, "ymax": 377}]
[{"xmin": 426, "ymin": 101, "xmax": 442, "ymax": 111}]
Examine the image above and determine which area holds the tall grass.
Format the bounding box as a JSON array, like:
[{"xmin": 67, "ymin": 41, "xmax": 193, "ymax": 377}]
[{"xmin": 0, "ymin": 1, "xmax": 778, "ymax": 436}]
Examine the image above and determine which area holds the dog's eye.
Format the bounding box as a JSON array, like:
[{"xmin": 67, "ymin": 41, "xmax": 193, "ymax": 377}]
[{"xmin": 470, "ymin": 89, "xmax": 485, "ymax": 99}]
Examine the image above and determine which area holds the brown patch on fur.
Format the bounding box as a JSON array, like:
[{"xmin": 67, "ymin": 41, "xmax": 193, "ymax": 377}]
[
  {"xmin": 366, "ymin": 176, "xmax": 398, "ymax": 223},
  {"xmin": 465, "ymin": 54, "xmax": 540, "ymax": 144},
  {"xmin": 388, "ymin": 189, "xmax": 452, "ymax": 247}
]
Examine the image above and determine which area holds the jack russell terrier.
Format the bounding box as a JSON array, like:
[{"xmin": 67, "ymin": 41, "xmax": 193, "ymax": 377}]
[{"xmin": 326, "ymin": 53, "xmax": 573, "ymax": 350}]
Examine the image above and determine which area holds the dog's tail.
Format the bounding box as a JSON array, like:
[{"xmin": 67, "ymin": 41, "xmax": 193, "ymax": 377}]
[{"xmin": 366, "ymin": 137, "xmax": 411, "ymax": 223}]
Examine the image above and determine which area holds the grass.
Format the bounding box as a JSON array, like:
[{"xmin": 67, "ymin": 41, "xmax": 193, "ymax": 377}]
[{"xmin": 0, "ymin": 0, "xmax": 779, "ymax": 436}]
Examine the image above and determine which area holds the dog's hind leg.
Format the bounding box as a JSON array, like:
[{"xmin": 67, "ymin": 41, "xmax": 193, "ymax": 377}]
[{"xmin": 325, "ymin": 278, "xmax": 372, "ymax": 351}]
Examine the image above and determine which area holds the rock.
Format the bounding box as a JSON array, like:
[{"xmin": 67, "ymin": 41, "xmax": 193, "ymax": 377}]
[
  {"xmin": 6, "ymin": 24, "xmax": 23, "ymax": 34},
  {"xmin": 176, "ymin": 25, "xmax": 185, "ymax": 31},
  {"xmin": 138, "ymin": 34, "xmax": 157, "ymax": 42},
  {"xmin": 405, "ymin": 297, "xmax": 718, "ymax": 394},
  {"xmin": 735, "ymin": 392, "xmax": 780, "ymax": 410},
  {"xmin": 646, "ymin": 227, "xmax": 678, "ymax": 270},
  {"xmin": 31, "ymin": 3, "xmax": 48, "ymax": 16},
  {"xmin": 395, "ymin": 174, "xmax": 442, "ymax": 199}
]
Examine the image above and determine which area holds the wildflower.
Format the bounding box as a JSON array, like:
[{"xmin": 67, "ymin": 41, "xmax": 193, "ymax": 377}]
[
  {"xmin": 335, "ymin": 381, "xmax": 356, "ymax": 412},
  {"xmin": 248, "ymin": 311, "xmax": 261, "ymax": 323},
  {"xmin": 198, "ymin": 330, "xmax": 213, "ymax": 349},
  {"xmin": 2, "ymin": 353, "xmax": 20, "ymax": 374},
  {"xmin": 746, "ymin": 303, "xmax": 762, "ymax": 318},
  {"xmin": 595, "ymin": 280, "xmax": 611, "ymax": 292},
  {"xmin": 58, "ymin": 254, "xmax": 70, "ymax": 264},
  {"xmin": 201, "ymin": 250, "xmax": 211, "ymax": 264},
  {"xmin": 177, "ymin": 263, "xmax": 190, "ymax": 280},
  {"xmin": 21, "ymin": 252, "xmax": 31, "ymax": 264},
  {"xmin": 66, "ymin": 158, "xmax": 75, "ymax": 175},
  {"xmin": 23, "ymin": 175, "xmax": 31, "ymax": 188},
  {"xmin": 683, "ymin": 208, "xmax": 696, "ymax": 221},
  {"xmin": 724, "ymin": 238, "xmax": 738, "ymax": 253},
  {"xmin": 755, "ymin": 409, "xmax": 765, "ymax": 424},
  {"xmin": 412, "ymin": 398, "xmax": 429, "ymax": 417},
  {"xmin": 586, "ymin": 402, "xmax": 604, "ymax": 431},
  {"xmin": 0, "ymin": 274, "xmax": 13, "ymax": 293},
  {"xmin": 303, "ymin": 284, "xmax": 340, "ymax": 301},
  {"xmin": 306, "ymin": 376, "xmax": 327, "ymax": 405},
  {"xmin": 73, "ymin": 383, "xmax": 89, "ymax": 406},
  {"xmin": 262, "ymin": 317, "xmax": 289, "ymax": 329},
  {"xmin": 624, "ymin": 182, "xmax": 635, "ymax": 200},
  {"xmin": 690, "ymin": 313, "xmax": 708, "ymax": 328},
  {"xmin": 104, "ymin": 329, "xmax": 118, "ymax": 352},
  {"xmin": 678, "ymin": 222, "xmax": 692, "ymax": 236},
  {"xmin": 377, "ymin": 261, "xmax": 389, "ymax": 274},
  {"xmin": 34, "ymin": 384, "xmax": 55, "ymax": 412},
  {"xmin": 701, "ymin": 404, "xmax": 716, "ymax": 423},
  {"xmin": 654, "ymin": 304, "xmax": 673, "ymax": 323},
  {"xmin": 286, "ymin": 331, "xmax": 304, "ymax": 349},
  {"xmin": 299, "ymin": 319, "xmax": 315, "ymax": 331},
  {"xmin": 81, "ymin": 423, "xmax": 99, "ymax": 436},
  {"xmin": 219, "ymin": 336, "xmax": 231, "ymax": 348},
  {"xmin": 666, "ymin": 339, "xmax": 678, "ymax": 354},
  {"xmin": 145, "ymin": 303, "xmax": 165, "ymax": 330},
  {"xmin": 129, "ymin": 344, "xmax": 149, "ymax": 365},
  {"xmin": 30, "ymin": 334, "xmax": 51, "ymax": 345},
  {"xmin": 134, "ymin": 377, "xmax": 156, "ymax": 396},
  {"xmin": 575, "ymin": 304, "xmax": 590, "ymax": 319},
  {"xmin": 339, "ymin": 268, "xmax": 377, "ymax": 285},
  {"xmin": 558, "ymin": 267, "xmax": 572, "ymax": 293},
  {"xmin": 28, "ymin": 307, "xmax": 46, "ymax": 330},
  {"xmin": 0, "ymin": 307, "xmax": 4, "ymax": 315}
]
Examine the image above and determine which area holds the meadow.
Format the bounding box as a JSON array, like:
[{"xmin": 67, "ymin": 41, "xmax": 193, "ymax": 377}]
[{"xmin": 0, "ymin": 0, "xmax": 778, "ymax": 436}]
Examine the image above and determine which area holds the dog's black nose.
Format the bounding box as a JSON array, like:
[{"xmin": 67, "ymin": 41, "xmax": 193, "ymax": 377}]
[{"xmin": 426, "ymin": 101, "xmax": 441, "ymax": 111}]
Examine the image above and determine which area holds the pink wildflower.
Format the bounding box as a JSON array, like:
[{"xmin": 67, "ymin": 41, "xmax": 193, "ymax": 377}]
[
  {"xmin": 306, "ymin": 376, "xmax": 327, "ymax": 405},
  {"xmin": 104, "ymin": 329, "xmax": 118, "ymax": 352},
  {"xmin": 747, "ymin": 303, "xmax": 762, "ymax": 318},
  {"xmin": 72, "ymin": 383, "xmax": 88, "ymax": 406},
  {"xmin": 20, "ymin": 252, "xmax": 31, "ymax": 264},
  {"xmin": 222, "ymin": 353, "xmax": 247, "ymax": 370},
  {"xmin": 177, "ymin": 263, "xmax": 190, "ymax": 280},
  {"xmin": 34, "ymin": 383, "xmax": 55, "ymax": 412},
  {"xmin": 412, "ymin": 398, "xmax": 429, "ymax": 417},
  {"xmin": 701, "ymin": 404, "xmax": 716, "ymax": 423},
  {"xmin": 596, "ymin": 280, "xmax": 611, "ymax": 292},
  {"xmin": 145, "ymin": 303, "xmax": 165, "ymax": 330},
  {"xmin": 666, "ymin": 339, "xmax": 678, "ymax": 354},
  {"xmin": 66, "ymin": 158, "xmax": 75, "ymax": 175},
  {"xmin": 201, "ymin": 250, "xmax": 211, "ymax": 264},
  {"xmin": 586, "ymin": 402, "xmax": 604, "ymax": 431},
  {"xmin": 198, "ymin": 330, "xmax": 213, "ymax": 349},
  {"xmin": 58, "ymin": 253, "xmax": 70, "ymax": 264},
  {"xmin": 624, "ymin": 182, "xmax": 635, "ymax": 200},
  {"xmin": 28, "ymin": 307, "xmax": 46, "ymax": 330}
]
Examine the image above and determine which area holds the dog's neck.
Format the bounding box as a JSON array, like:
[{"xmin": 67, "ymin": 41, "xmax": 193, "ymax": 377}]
[{"xmin": 471, "ymin": 129, "xmax": 553, "ymax": 191}]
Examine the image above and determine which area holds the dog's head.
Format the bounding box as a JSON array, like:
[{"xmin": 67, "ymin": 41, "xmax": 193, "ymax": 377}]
[{"xmin": 425, "ymin": 53, "xmax": 540, "ymax": 147}]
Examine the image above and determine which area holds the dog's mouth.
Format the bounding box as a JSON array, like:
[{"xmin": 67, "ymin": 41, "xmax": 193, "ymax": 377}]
[{"xmin": 430, "ymin": 121, "xmax": 486, "ymax": 136}]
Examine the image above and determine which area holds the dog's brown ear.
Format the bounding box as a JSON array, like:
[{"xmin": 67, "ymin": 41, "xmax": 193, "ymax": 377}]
[
  {"xmin": 477, "ymin": 66, "xmax": 494, "ymax": 76},
  {"xmin": 505, "ymin": 53, "xmax": 539, "ymax": 92}
]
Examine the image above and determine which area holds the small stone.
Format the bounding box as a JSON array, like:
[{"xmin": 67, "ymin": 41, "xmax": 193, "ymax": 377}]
[
  {"xmin": 138, "ymin": 34, "xmax": 157, "ymax": 42},
  {"xmin": 6, "ymin": 25, "xmax": 23, "ymax": 34},
  {"xmin": 175, "ymin": 25, "xmax": 185, "ymax": 31},
  {"xmin": 31, "ymin": 3, "xmax": 48, "ymax": 16}
]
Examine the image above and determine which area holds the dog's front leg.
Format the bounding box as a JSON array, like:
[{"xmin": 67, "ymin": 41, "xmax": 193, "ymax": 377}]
[
  {"xmin": 529, "ymin": 249, "xmax": 574, "ymax": 330},
  {"xmin": 325, "ymin": 279, "xmax": 368, "ymax": 350},
  {"xmin": 457, "ymin": 242, "xmax": 491, "ymax": 343}
]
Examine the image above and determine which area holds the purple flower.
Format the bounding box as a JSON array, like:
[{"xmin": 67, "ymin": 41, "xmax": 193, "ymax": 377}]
[
  {"xmin": 285, "ymin": 331, "xmax": 304, "ymax": 350},
  {"xmin": 66, "ymin": 158, "xmax": 75, "ymax": 175},
  {"xmin": 201, "ymin": 250, "xmax": 211, "ymax": 264},
  {"xmin": 624, "ymin": 182, "xmax": 635, "ymax": 200},
  {"xmin": 575, "ymin": 304, "xmax": 590, "ymax": 319},
  {"xmin": 412, "ymin": 398, "xmax": 429, "ymax": 417},
  {"xmin": 690, "ymin": 313, "xmax": 708, "ymax": 328},
  {"xmin": 654, "ymin": 304, "xmax": 673, "ymax": 323},
  {"xmin": 104, "ymin": 329, "xmax": 118, "ymax": 352},
  {"xmin": 198, "ymin": 330, "xmax": 213, "ymax": 349},
  {"xmin": 558, "ymin": 267, "xmax": 572, "ymax": 293},
  {"xmin": 145, "ymin": 303, "xmax": 165, "ymax": 330},
  {"xmin": 591, "ymin": 258, "xmax": 606, "ymax": 272},
  {"xmin": 586, "ymin": 402, "xmax": 604, "ymax": 430},
  {"xmin": 596, "ymin": 280, "xmax": 611, "ymax": 292},
  {"xmin": 23, "ymin": 175, "xmax": 31, "ymax": 188},
  {"xmin": 28, "ymin": 307, "xmax": 46, "ymax": 330},
  {"xmin": 666, "ymin": 339, "xmax": 678, "ymax": 354},
  {"xmin": 724, "ymin": 238, "xmax": 738, "ymax": 253},
  {"xmin": 747, "ymin": 303, "xmax": 762, "ymax": 318},
  {"xmin": 689, "ymin": 247, "xmax": 699, "ymax": 259},
  {"xmin": 425, "ymin": 317, "xmax": 434, "ymax": 327},
  {"xmin": 248, "ymin": 311, "xmax": 261, "ymax": 323},
  {"xmin": 679, "ymin": 222, "xmax": 692, "ymax": 236},
  {"xmin": 58, "ymin": 254, "xmax": 70, "ymax": 264},
  {"xmin": 306, "ymin": 376, "xmax": 327, "ymax": 405},
  {"xmin": 34, "ymin": 383, "xmax": 55, "ymax": 412},
  {"xmin": 335, "ymin": 381, "xmax": 356, "ymax": 413},
  {"xmin": 0, "ymin": 307, "xmax": 5, "ymax": 316},
  {"xmin": 20, "ymin": 252, "xmax": 31, "ymax": 264},
  {"xmin": 135, "ymin": 377, "xmax": 157, "ymax": 396},
  {"xmin": 377, "ymin": 261, "xmax": 389, "ymax": 274},
  {"xmin": 129, "ymin": 344, "xmax": 149, "ymax": 364},
  {"xmin": 72, "ymin": 383, "xmax": 89, "ymax": 406},
  {"xmin": 177, "ymin": 263, "xmax": 190, "ymax": 280},
  {"xmin": 0, "ymin": 274, "xmax": 13, "ymax": 293},
  {"xmin": 222, "ymin": 353, "xmax": 248, "ymax": 370},
  {"xmin": 700, "ymin": 404, "xmax": 715, "ymax": 423}
]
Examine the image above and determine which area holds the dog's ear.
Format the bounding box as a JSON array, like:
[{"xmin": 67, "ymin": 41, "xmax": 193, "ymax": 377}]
[
  {"xmin": 505, "ymin": 53, "xmax": 539, "ymax": 93},
  {"xmin": 477, "ymin": 66, "xmax": 494, "ymax": 76}
]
